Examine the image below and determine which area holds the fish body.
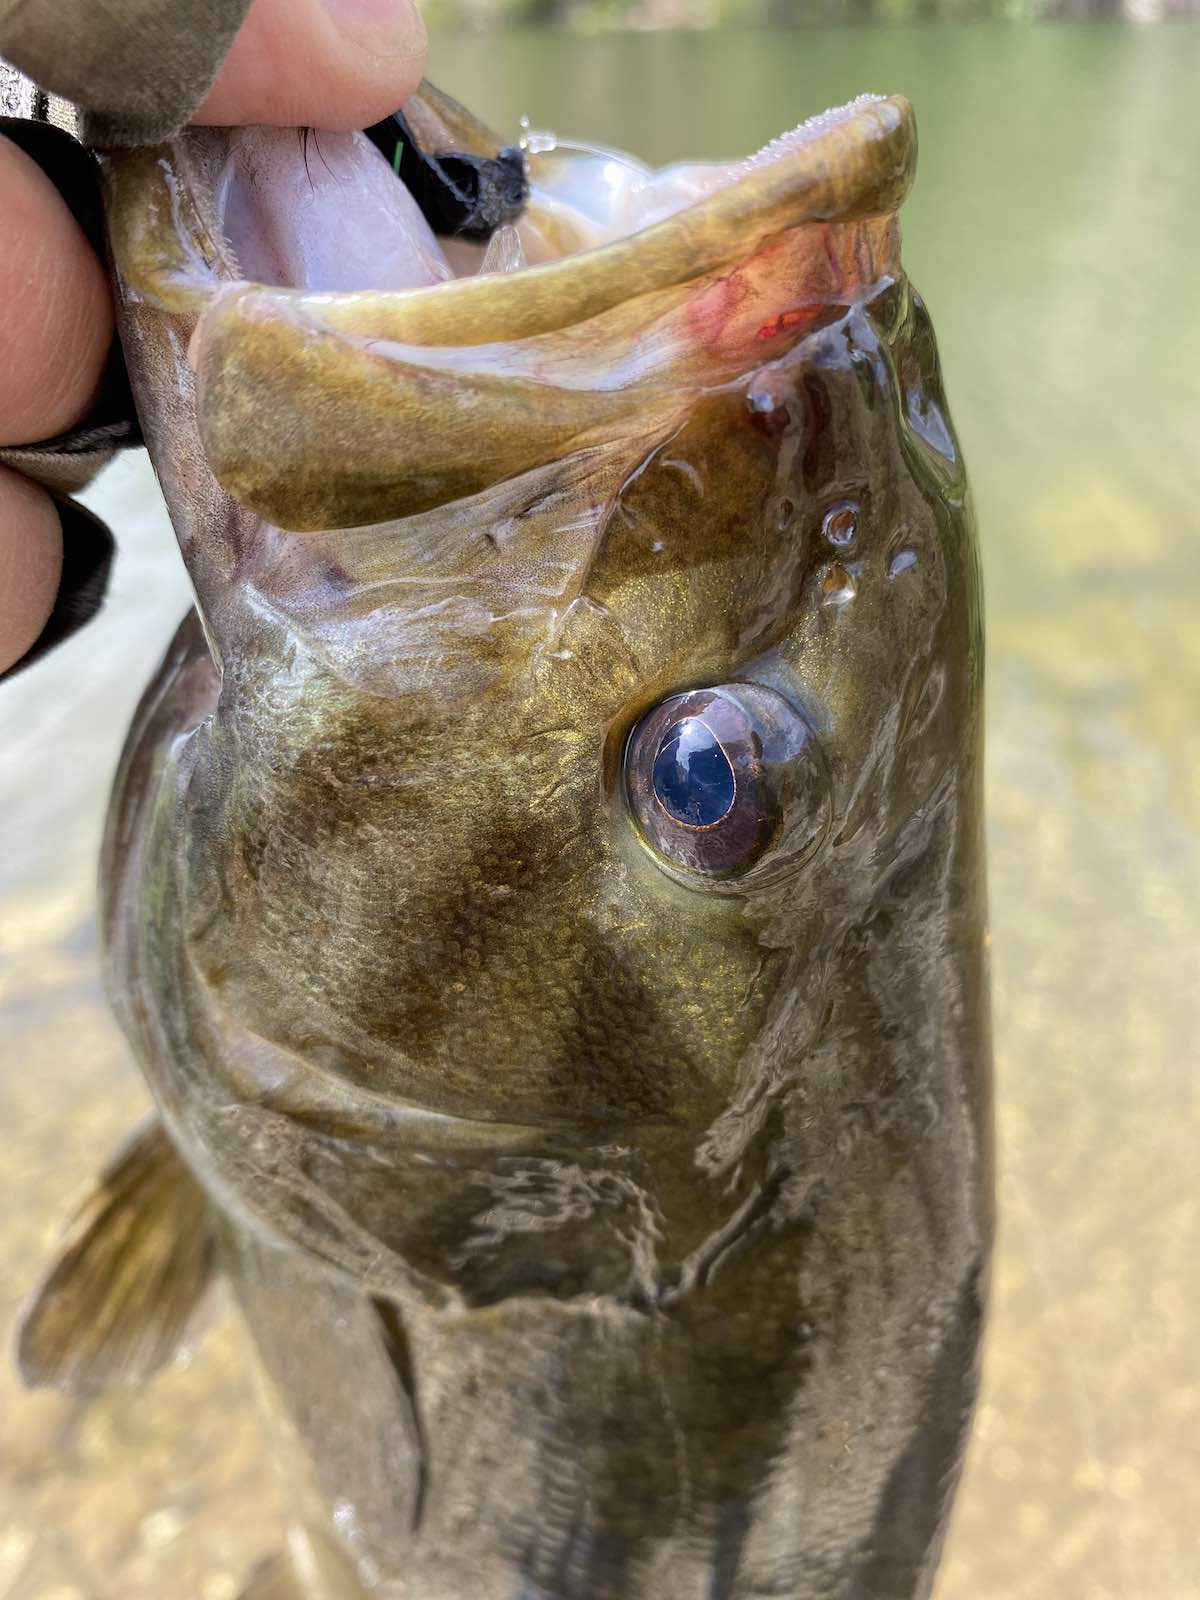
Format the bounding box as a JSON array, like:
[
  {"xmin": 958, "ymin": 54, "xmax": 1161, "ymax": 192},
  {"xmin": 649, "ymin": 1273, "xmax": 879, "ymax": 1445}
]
[{"xmin": 22, "ymin": 86, "xmax": 990, "ymax": 1600}]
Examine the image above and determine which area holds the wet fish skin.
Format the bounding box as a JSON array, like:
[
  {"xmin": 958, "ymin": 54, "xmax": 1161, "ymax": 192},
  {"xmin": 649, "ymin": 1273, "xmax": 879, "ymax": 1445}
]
[{"xmin": 41, "ymin": 88, "xmax": 989, "ymax": 1599}]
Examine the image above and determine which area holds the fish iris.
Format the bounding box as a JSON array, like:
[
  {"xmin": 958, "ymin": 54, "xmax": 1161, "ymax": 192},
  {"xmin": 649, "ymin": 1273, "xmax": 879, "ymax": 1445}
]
[{"xmin": 652, "ymin": 721, "xmax": 736, "ymax": 827}]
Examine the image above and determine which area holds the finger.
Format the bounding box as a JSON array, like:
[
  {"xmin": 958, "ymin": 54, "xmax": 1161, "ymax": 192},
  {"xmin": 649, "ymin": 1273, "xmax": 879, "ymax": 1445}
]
[
  {"xmin": 0, "ymin": 137, "xmax": 113, "ymax": 448},
  {"xmin": 195, "ymin": 0, "xmax": 427, "ymax": 132},
  {"xmin": 0, "ymin": 467, "xmax": 64, "ymax": 675}
]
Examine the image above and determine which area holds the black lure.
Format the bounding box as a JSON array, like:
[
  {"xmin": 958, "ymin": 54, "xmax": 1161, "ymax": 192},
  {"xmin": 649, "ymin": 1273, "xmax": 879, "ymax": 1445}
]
[{"xmin": 362, "ymin": 111, "xmax": 528, "ymax": 244}]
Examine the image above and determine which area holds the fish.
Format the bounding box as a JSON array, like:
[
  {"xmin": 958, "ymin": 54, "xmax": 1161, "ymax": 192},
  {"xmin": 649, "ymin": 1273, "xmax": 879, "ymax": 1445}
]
[{"xmin": 17, "ymin": 82, "xmax": 992, "ymax": 1600}]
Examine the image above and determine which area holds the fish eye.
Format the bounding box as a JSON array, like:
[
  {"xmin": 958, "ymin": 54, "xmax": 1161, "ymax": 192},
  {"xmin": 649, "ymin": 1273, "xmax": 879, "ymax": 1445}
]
[{"xmin": 624, "ymin": 685, "xmax": 830, "ymax": 883}]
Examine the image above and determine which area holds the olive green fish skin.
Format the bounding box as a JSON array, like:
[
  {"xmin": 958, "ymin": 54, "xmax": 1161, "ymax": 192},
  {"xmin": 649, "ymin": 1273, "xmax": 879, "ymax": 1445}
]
[{"xmin": 97, "ymin": 100, "xmax": 990, "ymax": 1600}]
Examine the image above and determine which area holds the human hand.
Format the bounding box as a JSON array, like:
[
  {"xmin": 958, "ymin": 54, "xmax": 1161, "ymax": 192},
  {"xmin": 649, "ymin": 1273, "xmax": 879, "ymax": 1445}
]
[{"xmin": 0, "ymin": 0, "xmax": 427, "ymax": 673}]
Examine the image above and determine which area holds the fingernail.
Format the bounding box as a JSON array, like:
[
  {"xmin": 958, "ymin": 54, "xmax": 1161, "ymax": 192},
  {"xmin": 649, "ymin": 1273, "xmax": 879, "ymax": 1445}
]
[{"xmin": 322, "ymin": 0, "xmax": 426, "ymax": 57}]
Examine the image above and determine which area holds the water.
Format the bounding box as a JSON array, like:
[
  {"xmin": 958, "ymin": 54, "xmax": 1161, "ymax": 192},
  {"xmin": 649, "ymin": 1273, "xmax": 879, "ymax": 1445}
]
[{"xmin": 2, "ymin": 23, "xmax": 1198, "ymax": 1597}]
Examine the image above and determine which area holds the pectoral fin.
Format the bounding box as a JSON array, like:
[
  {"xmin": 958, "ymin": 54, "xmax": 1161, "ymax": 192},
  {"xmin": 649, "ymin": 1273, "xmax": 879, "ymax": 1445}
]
[{"xmin": 17, "ymin": 1116, "xmax": 214, "ymax": 1393}]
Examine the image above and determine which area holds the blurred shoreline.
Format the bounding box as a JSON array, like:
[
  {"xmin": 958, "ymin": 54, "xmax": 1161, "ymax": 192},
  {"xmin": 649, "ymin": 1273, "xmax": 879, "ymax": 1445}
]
[{"xmin": 422, "ymin": 0, "xmax": 1200, "ymax": 32}]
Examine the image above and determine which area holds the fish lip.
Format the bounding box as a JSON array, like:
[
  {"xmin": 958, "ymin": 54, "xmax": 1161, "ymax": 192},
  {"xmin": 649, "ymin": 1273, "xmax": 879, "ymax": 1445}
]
[
  {"xmin": 106, "ymin": 92, "xmax": 916, "ymax": 349},
  {"xmin": 104, "ymin": 91, "xmax": 916, "ymax": 531}
]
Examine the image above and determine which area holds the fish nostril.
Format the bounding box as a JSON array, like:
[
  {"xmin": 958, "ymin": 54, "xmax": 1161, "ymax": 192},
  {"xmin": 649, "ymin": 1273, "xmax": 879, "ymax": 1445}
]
[
  {"xmin": 821, "ymin": 563, "xmax": 858, "ymax": 607},
  {"xmin": 821, "ymin": 501, "xmax": 859, "ymax": 549}
]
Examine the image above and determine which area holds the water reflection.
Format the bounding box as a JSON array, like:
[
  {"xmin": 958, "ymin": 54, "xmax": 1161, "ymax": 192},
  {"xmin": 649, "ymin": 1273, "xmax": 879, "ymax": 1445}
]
[{"xmin": 1, "ymin": 24, "xmax": 1198, "ymax": 1598}]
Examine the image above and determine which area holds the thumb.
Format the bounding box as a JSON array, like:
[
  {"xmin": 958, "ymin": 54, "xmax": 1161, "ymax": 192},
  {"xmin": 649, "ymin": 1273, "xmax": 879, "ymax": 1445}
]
[{"xmin": 194, "ymin": 0, "xmax": 427, "ymax": 132}]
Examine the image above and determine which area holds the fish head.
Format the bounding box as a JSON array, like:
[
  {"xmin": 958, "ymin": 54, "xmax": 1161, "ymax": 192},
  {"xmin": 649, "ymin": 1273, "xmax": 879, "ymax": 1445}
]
[{"xmin": 104, "ymin": 89, "xmax": 986, "ymax": 1313}]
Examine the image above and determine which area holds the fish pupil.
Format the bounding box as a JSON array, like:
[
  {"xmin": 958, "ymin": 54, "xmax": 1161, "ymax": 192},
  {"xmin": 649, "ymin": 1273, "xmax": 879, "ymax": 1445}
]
[{"xmin": 652, "ymin": 720, "xmax": 736, "ymax": 827}]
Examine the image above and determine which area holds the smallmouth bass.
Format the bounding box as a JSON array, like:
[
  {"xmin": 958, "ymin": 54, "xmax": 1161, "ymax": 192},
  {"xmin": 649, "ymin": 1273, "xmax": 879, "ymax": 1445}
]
[{"xmin": 19, "ymin": 83, "xmax": 991, "ymax": 1600}]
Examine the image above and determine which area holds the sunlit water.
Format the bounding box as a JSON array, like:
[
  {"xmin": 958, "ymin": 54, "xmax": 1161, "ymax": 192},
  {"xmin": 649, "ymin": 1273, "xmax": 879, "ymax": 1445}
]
[{"xmin": 1, "ymin": 23, "xmax": 1198, "ymax": 1599}]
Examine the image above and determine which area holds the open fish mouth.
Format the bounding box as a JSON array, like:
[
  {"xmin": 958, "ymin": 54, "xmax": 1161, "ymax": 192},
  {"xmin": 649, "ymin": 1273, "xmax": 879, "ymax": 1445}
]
[{"xmin": 105, "ymin": 84, "xmax": 915, "ymax": 533}]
